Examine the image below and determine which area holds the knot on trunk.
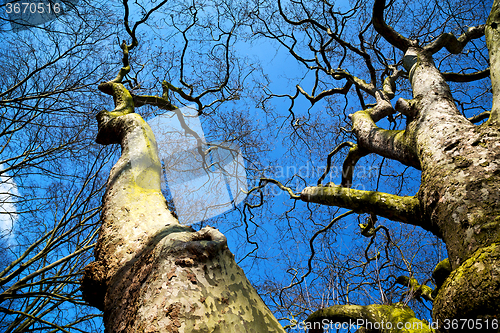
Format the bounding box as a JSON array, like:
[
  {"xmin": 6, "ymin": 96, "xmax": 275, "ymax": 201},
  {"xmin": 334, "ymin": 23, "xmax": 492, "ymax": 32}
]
[
  {"xmin": 433, "ymin": 242, "xmax": 500, "ymax": 330},
  {"xmin": 163, "ymin": 226, "xmax": 229, "ymax": 266},
  {"xmin": 81, "ymin": 261, "xmax": 108, "ymax": 311}
]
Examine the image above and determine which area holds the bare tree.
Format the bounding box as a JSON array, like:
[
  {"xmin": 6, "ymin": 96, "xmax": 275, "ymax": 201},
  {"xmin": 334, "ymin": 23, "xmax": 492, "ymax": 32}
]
[
  {"xmin": 79, "ymin": 3, "xmax": 283, "ymax": 332},
  {"xmin": 0, "ymin": 1, "xmax": 119, "ymax": 331},
  {"xmin": 247, "ymin": 0, "xmax": 499, "ymax": 331}
]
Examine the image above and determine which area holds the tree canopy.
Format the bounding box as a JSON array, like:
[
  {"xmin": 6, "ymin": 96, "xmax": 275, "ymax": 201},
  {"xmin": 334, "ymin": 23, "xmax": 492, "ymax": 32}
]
[{"xmin": 0, "ymin": 0, "xmax": 498, "ymax": 332}]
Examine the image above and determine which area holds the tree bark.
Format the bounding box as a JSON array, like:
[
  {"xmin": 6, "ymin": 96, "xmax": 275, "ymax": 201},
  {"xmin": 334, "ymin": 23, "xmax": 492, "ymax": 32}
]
[{"xmin": 81, "ymin": 98, "xmax": 285, "ymax": 333}]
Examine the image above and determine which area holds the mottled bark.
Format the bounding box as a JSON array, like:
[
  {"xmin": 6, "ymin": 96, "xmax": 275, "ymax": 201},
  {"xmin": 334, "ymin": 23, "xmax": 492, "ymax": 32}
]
[
  {"xmin": 486, "ymin": 0, "xmax": 500, "ymax": 125},
  {"xmin": 81, "ymin": 78, "xmax": 285, "ymax": 332},
  {"xmin": 406, "ymin": 24, "xmax": 500, "ymax": 330}
]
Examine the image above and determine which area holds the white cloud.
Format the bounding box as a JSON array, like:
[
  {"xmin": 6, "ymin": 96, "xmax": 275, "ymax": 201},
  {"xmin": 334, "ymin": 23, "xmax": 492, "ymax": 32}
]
[{"xmin": 0, "ymin": 164, "xmax": 18, "ymax": 244}]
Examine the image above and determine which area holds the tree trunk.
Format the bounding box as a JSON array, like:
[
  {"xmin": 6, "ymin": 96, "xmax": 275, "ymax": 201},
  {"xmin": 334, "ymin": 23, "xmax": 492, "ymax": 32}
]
[
  {"xmin": 303, "ymin": 45, "xmax": 500, "ymax": 331},
  {"xmin": 405, "ymin": 45, "xmax": 500, "ymax": 327},
  {"xmin": 81, "ymin": 109, "xmax": 285, "ymax": 332},
  {"xmin": 303, "ymin": 1, "xmax": 500, "ymax": 331}
]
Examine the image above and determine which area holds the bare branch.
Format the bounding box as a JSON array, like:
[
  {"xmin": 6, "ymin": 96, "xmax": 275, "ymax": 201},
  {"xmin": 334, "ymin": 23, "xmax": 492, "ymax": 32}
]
[
  {"xmin": 132, "ymin": 95, "xmax": 176, "ymax": 110},
  {"xmin": 381, "ymin": 66, "xmax": 403, "ymax": 99},
  {"xmin": 122, "ymin": 0, "xmax": 170, "ymax": 50},
  {"xmin": 246, "ymin": 178, "xmax": 301, "ymax": 200},
  {"xmin": 468, "ymin": 110, "xmax": 491, "ymax": 123},
  {"xmin": 341, "ymin": 144, "xmax": 368, "ymax": 188},
  {"xmin": 297, "ymin": 81, "xmax": 353, "ymax": 105},
  {"xmin": 443, "ymin": 68, "xmax": 490, "ymax": 82},
  {"xmin": 278, "ymin": 210, "xmax": 355, "ymax": 306},
  {"xmin": 317, "ymin": 142, "xmax": 355, "ymax": 186},
  {"xmin": 424, "ymin": 25, "xmax": 486, "ymax": 54},
  {"xmin": 132, "ymin": 80, "xmax": 178, "ymax": 111},
  {"xmin": 372, "ymin": 0, "xmax": 412, "ymax": 51}
]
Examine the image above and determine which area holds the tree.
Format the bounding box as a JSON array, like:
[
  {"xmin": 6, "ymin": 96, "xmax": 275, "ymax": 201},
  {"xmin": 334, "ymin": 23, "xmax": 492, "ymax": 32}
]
[
  {"xmin": 81, "ymin": 0, "xmax": 500, "ymax": 332},
  {"xmin": 249, "ymin": 0, "xmax": 499, "ymax": 330},
  {"xmin": 0, "ymin": 1, "xmax": 118, "ymax": 331}
]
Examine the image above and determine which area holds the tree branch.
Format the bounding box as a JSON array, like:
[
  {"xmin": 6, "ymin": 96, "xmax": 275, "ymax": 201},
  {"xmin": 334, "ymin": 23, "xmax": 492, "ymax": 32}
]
[
  {"xmin": 97, "ymin": 42, "xmax": 134, "ymax": 118},
  {"xmin": 317, "ymin": 142, "xmax": 356, "ymax": 186},
  {"xmin": 341, "ymin": 144, "xmax": 368, "ymax": 188},
  {"xmin": 372, "ymin": 0, "xmax": 412, "ymax": 51},
  {"xmin": 381, "ymin": 66, "xmax": 403, "ymax": 100},
  {"xmin": 306, "ymin": 303, "xmax": 432, "ymax": 333},
  {"xmin": 468, "ymin": 110, "xmax": 491, "ymax": 123},
  {"xmin": 329, "ymin": 69, "xmax": 376, "ymax": 96},
  {"xmin": 297, "ymin": 81, "xmax": 353, "ymax": 105},
  {"xmin": 300, "ymin": 185, "xmax": 427, "ymax": 230},
  {"xmin": 424, "ymin": 25, "xmax": 486, "ymax": 54},
  {"xmin": 132, "ymin": 94, "xmax": 176, "ymax": 110},
  {"xmin": 247, "ymin": 178, "xmax": 301, "ymax": 200},
  {"xmin": 443, "ymin": 68, "xmax": 490, "ymax": 82},
  {"xmin": 132, "ymin": 80, "xmax": 177, "ymax": 110},
  {"xmin": 350, "ymin": 93, "xmax": 420, "ymax": 170},
  {"xmin": 395, "ymin": 276, "xmax": 434, "ymax": 302}
]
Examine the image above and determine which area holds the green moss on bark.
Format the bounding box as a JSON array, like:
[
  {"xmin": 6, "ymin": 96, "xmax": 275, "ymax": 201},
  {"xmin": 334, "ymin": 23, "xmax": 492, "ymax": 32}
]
[{"xmin": 433, "ymin": 243, "xmax": 500, "ymax": 330}]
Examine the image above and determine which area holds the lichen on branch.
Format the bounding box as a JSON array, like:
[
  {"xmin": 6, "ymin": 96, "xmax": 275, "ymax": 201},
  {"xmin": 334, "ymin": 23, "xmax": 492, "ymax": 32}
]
[
  {"xmin": 306, "ymin": 303, "xmax": 432, "ymax": 333},
  {"xmin": 349, "ymin": 92, "xmax": 420, "ymax": 170},
  {"xmin": 395, "ymin": 276, "xmax": 434, "ymax": 302},
  {"xmin": 300, "ymin": 185, "xmax": 427, "ymax": 230}
]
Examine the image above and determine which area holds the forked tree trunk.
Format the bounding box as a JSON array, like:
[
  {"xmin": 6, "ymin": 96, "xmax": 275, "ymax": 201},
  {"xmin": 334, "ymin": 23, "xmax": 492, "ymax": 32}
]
[{"xmin": 302, "ymin": 1, "xmax": 500, "ymax": 331}]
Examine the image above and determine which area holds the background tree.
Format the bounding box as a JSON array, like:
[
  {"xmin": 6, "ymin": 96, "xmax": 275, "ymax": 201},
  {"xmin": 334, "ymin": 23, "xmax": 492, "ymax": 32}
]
[{"xmin": 0, "ymin": 1, "xmax": 118, "ymax": 331}]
